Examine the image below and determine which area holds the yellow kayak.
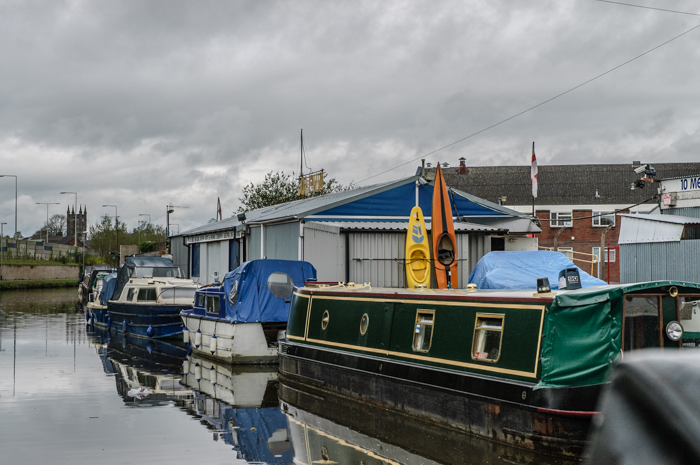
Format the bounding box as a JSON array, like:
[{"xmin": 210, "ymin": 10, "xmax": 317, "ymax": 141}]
[{"xmin": 406, "ymin": 206, "xmax": 431, "ymax": 288}]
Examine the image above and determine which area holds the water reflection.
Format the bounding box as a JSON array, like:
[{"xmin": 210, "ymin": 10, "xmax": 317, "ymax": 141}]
[
  {"xmin": 279, "ymin": 382, "xmax": 580, "ymax": 465},
  {"xmin": 87, "ymin": 327, "xmax": 191, "ymax": 406},
  {"xmin": 180, "ymin": 354, "xmax": 293, "ymax": 463}
]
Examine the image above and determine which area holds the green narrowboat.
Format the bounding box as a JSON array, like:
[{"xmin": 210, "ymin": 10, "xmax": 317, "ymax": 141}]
[{"xmin": 279, "ymin": 280, "xmax": 700, "ymax": 458}]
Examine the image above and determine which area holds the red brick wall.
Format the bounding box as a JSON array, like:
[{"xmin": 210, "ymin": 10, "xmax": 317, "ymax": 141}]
[{"xmin": 535, "ymin": 209, "xmax": 627, "ymax": 284}]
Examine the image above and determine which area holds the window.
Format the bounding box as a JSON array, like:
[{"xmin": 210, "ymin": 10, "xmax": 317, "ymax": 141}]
[
  {"xmin": 229, "ymin": 239, "xmax": 239, "ymax": 272},
  {"xmin": 593, "ymin": 212, "xmax": 615, "ymax": 227},
  {"xmin": 267, "ymin": 272, "xmax": 294, "ymax": 299},
  {"xmin": 206, "ymin": 296, "xmax": 220, "ymax": 314},
  {"xmin": 592, "ymin": 247, "xmax": 616, "ymax": 263},
  {"xmin": 198, "ymin": 294, "xmax": 205, "ymax": 307},
  {"xmin": 134, "ymin": 267, "xmax": 179, "ymax": 278},
  {"xmin": 359, "ymin": 314, "xmax": 369, "ymax": 336},
  {"xmin": 550, "ymin": 212, "xmax": 573, "ymax": 227},
  {"xmin": 127, "ymin": 288, "xmax": 136, "ymax": 301},
  {"xmin": 558, "ymin": 247, "xmax": 574, "ymax": 260},
  {"xmin": 161, "ymin": 287, "xmax": 197, "ymax": 300},
  {"xmin": 413, "ymin": 311, "xmax": 435, "ymax": 352},
  {"xmin": 137, "ymin": 288, "xmax": 157, "ymax": 302},
  {"xmin": 322, "ymin": 310, "xmax": 330, "ymax": 330},
  {"xmin": 472, "ymin": 315, "xmax": 504, "ymax": 362}
]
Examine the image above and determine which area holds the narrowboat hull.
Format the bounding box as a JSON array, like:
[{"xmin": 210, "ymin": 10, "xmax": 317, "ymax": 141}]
[
  {"xmin": 181, "ymin": 311, "xmax": 282, "ymax": 364},
  {"xmin": 279, "ymin": 340, "xmax": 594, "ymax": 458},
  {"xmin": 88, "ymin": 302, "xmax": 190, "ymax": 339}
]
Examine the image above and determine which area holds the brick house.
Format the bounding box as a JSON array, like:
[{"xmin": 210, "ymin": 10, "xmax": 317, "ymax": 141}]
[{"xmin": 427, "ymin": 161, "xmax": 700, "ymax": 284}]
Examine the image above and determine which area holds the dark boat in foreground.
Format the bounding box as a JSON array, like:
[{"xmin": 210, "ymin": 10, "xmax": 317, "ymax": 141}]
[{"xmin": 279, "ymin": 280, "xmax": 700, "ymax": 457}]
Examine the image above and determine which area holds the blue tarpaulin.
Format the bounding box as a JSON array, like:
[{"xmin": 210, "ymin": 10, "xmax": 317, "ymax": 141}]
[
  {"xmin": 224, "ymin": 407, "xmax": 291, "ymax": 463},
  {"xmin": 221, "ymin": 259, "xmax": 317, "ymax": 323},
  {"xmin": 468, "ymin": 251, "xmax": 606, "ymax": 290},
  {"xmin": 99, "ymin": 272, "xmax": 118, "ymax": 305}
]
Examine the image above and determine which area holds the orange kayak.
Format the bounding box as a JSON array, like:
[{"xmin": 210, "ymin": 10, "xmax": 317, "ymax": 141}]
[{"xmin": 432, "ymin": 165, "xmax": 458, "ymax": 289}]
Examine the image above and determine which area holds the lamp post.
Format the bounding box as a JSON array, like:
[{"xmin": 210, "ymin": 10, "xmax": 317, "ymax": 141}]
[
  {"xmin": 36, "ymin": 202, "xmax": 60, "ymax": 244},
  {"xmin": 0, "ymin": 175, "xmax": 17, "ymax": 237},
  {"xmin": 102, "ymin": 205, "xmax": 118, "ymax": 264},
  {"xmin": 82, "ymin": 230, "xmax": 88, "ymax": 274},
  {"xmin": 1, "ymin": 222, "xmax": 6, "ymax": 280},
  {"xmin": 60, "ymin": 191, "xmax": 77, "ymax": 250}
]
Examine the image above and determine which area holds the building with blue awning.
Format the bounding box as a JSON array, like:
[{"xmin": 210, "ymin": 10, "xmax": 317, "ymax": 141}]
[{"xmin": 173, "ymin": 171, "xmax": 540, "ymax": 287}]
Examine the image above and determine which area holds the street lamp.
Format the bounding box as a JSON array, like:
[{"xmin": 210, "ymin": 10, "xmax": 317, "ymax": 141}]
[
  {"xmin": 1, "ymin": 222, "xmax": 6, "ymax": 280},
  {"xmin": 36, "ymin": 202, "xmax": 60, "ymax": 244},
  {"xmin": 82, "ymin": 230, "xmax": 88, "ymax": 274},
  {"xmin": 60, "ymin": 191, "xmax": 78, "ymax": 249},
  {"xmin": 102, "ymin": 205, "xmax": 118, "ymax": 263},
  {"xmin": 0, "ymin": 175, "xmax": 17, "ymax": 237}
]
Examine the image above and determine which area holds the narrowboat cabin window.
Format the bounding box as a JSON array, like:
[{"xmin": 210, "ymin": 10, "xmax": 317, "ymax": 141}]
[
  {"xmin": 137, "ymin": 288, "xmax": 157, "ymax": 302},
  {"xmin": 206, "ymin": 296, "xmax": 220, "ymax": 314},
  {"xmin": 472, "ymin": 314, "xmax": 504, "ymax": 362},
  {"xmin": 322, "ymin": 310, "xmax": 330, "ymax": 330},
  {"xmin": 623, "ymin": 296, "xmax": 661, "ymax": 351},
  {"xmin": 413, "ymin": 311, "xmax": 435, "ymax": 352},
  {"xmin": 127, "ymin": 288, "xmax": 136, "ymax": 301},
  {"xmin": 359, "ymin": 313, "xmax": 369, "ymax": 336}
]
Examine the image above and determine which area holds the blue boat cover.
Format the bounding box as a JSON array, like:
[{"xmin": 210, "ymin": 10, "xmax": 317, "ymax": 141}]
[
  {"xmin": 99, "ymin": 272, "xmax": 118, "ymax": 305},
  {"xmin": 224, "ymin": 407, "xmax": 291, "ymax": 464},
  {"xmin": 221, "ymin": 259, "xmax": 317, "ymax": 323},
  {"xmin": 468, "ymin": 250, "xmax": 606, "ymax": 290}
]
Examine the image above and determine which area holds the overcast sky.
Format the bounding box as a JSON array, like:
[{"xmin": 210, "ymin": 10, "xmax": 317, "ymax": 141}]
[{"xmin": 1, "ymin": 0, "xmax": 699, "ymax": 237}]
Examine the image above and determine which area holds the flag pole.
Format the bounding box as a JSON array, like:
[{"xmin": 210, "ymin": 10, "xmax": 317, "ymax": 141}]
[{"xmin": 531, "ymin": 142, "xmax": 535, "ymax": 217}]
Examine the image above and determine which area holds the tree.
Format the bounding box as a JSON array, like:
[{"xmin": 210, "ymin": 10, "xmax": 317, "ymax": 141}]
[
  {"xmin": 34, "ymin": 214, "xmax": 66, "ymax": 238},
  {"xmin": 237, "ymin": 171, "xmax": 354, "ymax": 213},
  {"xmin": 87, "ymin": 214, "xmax": 167, "ymax": 262}
]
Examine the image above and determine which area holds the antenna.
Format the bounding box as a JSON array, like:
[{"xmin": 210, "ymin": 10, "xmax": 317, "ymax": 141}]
[{"xmin": 166, "ymin": 204, "xmax": 188, "ymax": 238}]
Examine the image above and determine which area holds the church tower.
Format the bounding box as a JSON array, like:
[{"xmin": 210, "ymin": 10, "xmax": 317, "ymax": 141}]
[{"xmin": 66, "ymin": 205, "xmax": 87, "ymax": 240}]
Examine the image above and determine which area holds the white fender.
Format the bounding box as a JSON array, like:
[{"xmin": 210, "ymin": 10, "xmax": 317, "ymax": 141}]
[
  {"xmin": 182, "ymin": 326, "xmax": 189, "ymax": 343},
  {"xmin": 182, "ymin": 359, "xmax": 190, "ymax": 374},
  {"xmin": 194, "ymin": 329, "xmax": 202, "ymax": 348},
  {"xmin": 210, "ymin": 334, "xmax": 217, "ymax": 355},
  {"xmin": 210, "ymin": 366, "xmax": 217, "ymax": 385},
  {"xmin": 194, "ymin": 363, "xmax": 202, "ymax": 381}
]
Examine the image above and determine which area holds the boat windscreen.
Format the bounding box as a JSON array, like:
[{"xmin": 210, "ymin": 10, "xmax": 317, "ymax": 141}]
[
  {"xmin": 160, "ymin": 287, "xmax": 197, "ymax": 301},
  {"xmin": 133, "ymin": 266, "xmax": 180, "ymax": 278}
]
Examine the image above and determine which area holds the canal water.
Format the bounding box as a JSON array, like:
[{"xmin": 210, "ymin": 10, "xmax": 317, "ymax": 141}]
[{"xmin": 0, "ymin": 289, "xmax": 577, "ymax": 465}]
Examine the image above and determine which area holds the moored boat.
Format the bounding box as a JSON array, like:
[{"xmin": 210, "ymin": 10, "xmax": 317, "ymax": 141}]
[
  {"xmin": 90, "ymin": 256, "xmax": 199, "ymax": 339},
  {"xmin": 79, "ymin": 264, "xmax": 112, "ymax": 305},
  {"xmin": 181, "ymin": 259, "xmax": 316, "ymax": 364},
  {"xmin": 279, "ymin": 279, "xmax": 700, "ymax": 457}
]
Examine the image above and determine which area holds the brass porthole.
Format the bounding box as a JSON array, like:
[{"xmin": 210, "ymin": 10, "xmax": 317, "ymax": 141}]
[
  {"xmin": 322, "ymin": 310, "xmax": 330, "ymax": 330},
  {"xmin": 669, "ymin": 286, "xmax": 679, "ymax": 297},
  {"xmin": 360, "ymin": 313, "xmax": 369, "ymax": 335}
]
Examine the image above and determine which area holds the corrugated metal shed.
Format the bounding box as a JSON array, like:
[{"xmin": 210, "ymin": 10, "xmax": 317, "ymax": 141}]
[
  {"xmin": 620, "ymin": 241, "xmax": 700, "ymax": 284},
  {"xmin": 618, "ymin": 214, "xmax": 700, "ymax": 244}
]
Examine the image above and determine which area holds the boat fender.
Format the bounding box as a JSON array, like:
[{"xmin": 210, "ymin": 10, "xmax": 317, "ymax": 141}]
[
  {"xmin": 146, "ymin": 341, "xmax": 154, "ymax": 354},
  {"xmin": 85, "ymin": 312, "xmax": 90, "ymax": 322},
  {"xmin": 210, "ymin": 366, "xmax": 217, "ymax": 386},
  {"xmin": 182, "ymin": 359, "xmax": 190, "ymax": 374},
  {"xmin": 146, "ymin": 325, "xmax": 155, "ymax": 338},
  {"xmin": 185, "ymin": 344, "xmax": 192, "ymax": 357},
  {"xmin": 194, "ymin": 363, "xmax": 202, "ymax": 382},
  {"xmin": 122, "ymin": 337, "xmax": 127, "ymax": 349},
  {"xmin": 194, "ymin": 329, "xmax": 202, "ymax": 348},
  {"xmin": 107, "ymin": 317, "xmax": 112, "ymax": 331},
  {"xmin": 122, "ymin": 320, "xmax": 128, "ymax": 333},
  {"xmin": 210, "ymin": 334, "xmax": 217, "ymax": 355},
  {"xmin": 182, "ymin": 326, "xmax": 189, "ymax": 343}
]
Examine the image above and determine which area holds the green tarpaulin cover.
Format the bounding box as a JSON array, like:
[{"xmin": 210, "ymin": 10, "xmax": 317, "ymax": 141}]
[{"xmin": 535, "ymin": 281, "xmax": 700, "ymax": 390}]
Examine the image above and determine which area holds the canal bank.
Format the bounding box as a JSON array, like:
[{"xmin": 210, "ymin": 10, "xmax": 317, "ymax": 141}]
[{"xmin": 0, "ymin": 279, "xmax": 77, "ymax": 291}]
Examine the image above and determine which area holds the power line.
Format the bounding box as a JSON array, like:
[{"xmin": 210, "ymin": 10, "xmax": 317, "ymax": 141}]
[
  {"xmin": 356, "ymin": 22, "xmax": 700, "ymax": 185},
  {"xmin": 593, "ymin": 0, "xmax": 700, "ymax": 17}
]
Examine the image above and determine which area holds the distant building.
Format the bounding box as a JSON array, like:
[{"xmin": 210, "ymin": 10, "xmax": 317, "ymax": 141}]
[
  {"xmin": 67, "ymin": 205, "xmax": 87, "ymax": 241},
  {"xmin": 429, "ymin": 161, "xmax": 700, "ymax": 284}
]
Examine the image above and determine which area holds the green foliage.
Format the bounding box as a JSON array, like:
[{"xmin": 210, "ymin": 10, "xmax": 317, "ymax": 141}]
[
  {"xmin": 88, "ymin": 214, "xmax": 166, "ymax": 263},
  {"xmin": 237, "ymin": 171, "xmax": 354, "ymax": 213},
  {"xmin": 139, "ymin": 241, "xmax": 156, "ymax": 253}
]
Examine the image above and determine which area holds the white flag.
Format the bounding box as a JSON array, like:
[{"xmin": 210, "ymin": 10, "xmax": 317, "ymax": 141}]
[{"xmin": 531, "ymin": 151, "xmax": 538, "ymax": 198}]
